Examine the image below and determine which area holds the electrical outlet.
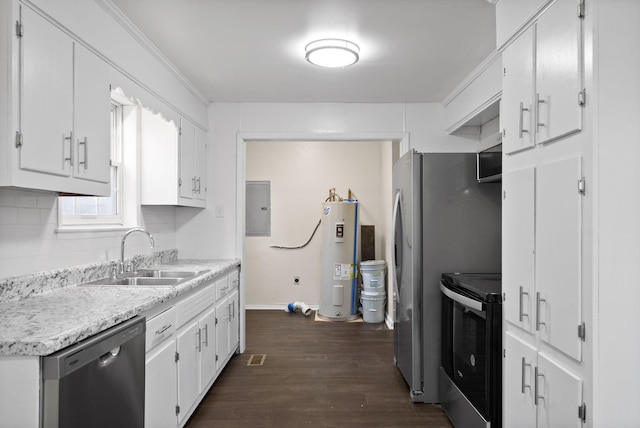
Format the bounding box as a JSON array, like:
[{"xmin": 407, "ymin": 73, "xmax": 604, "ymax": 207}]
[{"xmin": 293, "ymin": 276, "xmax": 300, "ymax": 286}]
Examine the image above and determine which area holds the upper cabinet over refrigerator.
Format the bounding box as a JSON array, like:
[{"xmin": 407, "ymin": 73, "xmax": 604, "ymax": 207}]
[{"xmin": 501, "ymin": 0, "xmax": 583, "ymax": 155}]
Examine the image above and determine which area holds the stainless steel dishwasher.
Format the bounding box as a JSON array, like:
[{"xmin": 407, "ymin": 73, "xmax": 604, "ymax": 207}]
[{"xmin": 42, "ymin": 316, "xmax": 146, "ymax": 428}]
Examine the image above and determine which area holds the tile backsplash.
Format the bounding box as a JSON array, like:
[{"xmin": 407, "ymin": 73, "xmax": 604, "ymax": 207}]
[{"xmin": 0, "ymin": 188, "xmax": 177, "ymax": 280}]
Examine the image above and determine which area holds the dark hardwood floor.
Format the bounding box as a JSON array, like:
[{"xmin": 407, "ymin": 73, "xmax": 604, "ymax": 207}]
[{"xmin": 185, "ymin": 310, "xmax": 453, "ymax": 427}]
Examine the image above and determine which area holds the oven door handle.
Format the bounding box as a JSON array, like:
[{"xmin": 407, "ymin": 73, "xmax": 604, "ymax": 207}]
[{"xmin": 439, "ymin": 282, "xmax": 484, "ymax": 312}]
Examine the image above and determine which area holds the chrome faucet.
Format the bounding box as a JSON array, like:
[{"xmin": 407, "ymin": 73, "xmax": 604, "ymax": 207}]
[{"xmin": 119, "ymin": 228, "xmax": 155, "ymax": 275}]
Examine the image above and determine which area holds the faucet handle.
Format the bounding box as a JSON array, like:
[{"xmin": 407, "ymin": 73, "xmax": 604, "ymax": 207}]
[
  {"xmin": 110, "ymin": 261, "xmax": 122, "ymax": 279},
  {"xmin": 131, "ymin": 254, "xmax": 143, "ymax": 273}
]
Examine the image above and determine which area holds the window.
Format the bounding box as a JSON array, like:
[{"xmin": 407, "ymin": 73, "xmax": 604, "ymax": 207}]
[{"xmin": 58, "ymin": 101, "xmax": 124, "ymax": 226}]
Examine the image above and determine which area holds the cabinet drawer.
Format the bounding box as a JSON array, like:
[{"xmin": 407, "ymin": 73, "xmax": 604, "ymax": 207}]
[
  {"xmin": 229, "ymin": 270, "xmax": 239, "ymax": 291},
  {"xmin": 215, "ymin": 276, "xmax": 230, "ymax": 301},
  {"xmin": 177, "ymin": 283, "xmax": 215, "ymax": 327},
  {"xmin": 146, "ymin": 307, "xmax": 176, "ymax": 351}
]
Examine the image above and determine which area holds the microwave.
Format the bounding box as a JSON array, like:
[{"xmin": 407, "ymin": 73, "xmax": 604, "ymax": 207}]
[{"xmin": 476, "ymin": 144, "xmax": 502, "ymax": 183}]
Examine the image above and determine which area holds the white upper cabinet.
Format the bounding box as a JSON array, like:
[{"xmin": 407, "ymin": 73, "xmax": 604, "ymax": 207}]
[
  {"xmin": 535, "ymin": 0, "xmax": 583, "ymax": 145},
  {"xmin": 501, "ymin": 0, "xmax": 583, "ymax": 154},
  {"xmin": 179, "ymin": 119, "xmax": 207, "ymax": 203},
  {"xmin": 501, "ymin": 27, "xmax": 535, "ymax": 154},
  {"xmin": 73, "ymin": 43, "xmax": 111, "ymax": 184},
  {"xmin": 140, "ymin": 112, "xmax": 206, "ymax": 208},
  {"xmin": 19, "ymin": 5, "xmax": 73, "ymax": 177},
  {"xmin": 9, "ymin": 5, "xmax": 110, "ymax": 195}
]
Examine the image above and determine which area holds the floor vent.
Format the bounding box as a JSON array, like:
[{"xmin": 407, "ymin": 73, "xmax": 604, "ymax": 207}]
[{"xmin": 247, "ymin": 354, "xmax": 266, "ymax": 366}]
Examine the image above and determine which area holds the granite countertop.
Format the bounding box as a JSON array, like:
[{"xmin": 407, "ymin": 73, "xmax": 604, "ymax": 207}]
[{"xmin": 0, "ymin": 259, "xmax": 240, "ymax": 357}]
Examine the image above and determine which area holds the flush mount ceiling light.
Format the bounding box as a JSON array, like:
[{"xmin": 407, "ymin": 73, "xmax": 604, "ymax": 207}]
[{"xmin": 305, "ymin": 38, "xmax": 360, "ymax": 68}]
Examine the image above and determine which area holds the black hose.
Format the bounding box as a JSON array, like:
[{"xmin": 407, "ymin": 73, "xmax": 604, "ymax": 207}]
[{"xmin": 269, "ymin": 218, "xmax": 322, "ymax": 250}]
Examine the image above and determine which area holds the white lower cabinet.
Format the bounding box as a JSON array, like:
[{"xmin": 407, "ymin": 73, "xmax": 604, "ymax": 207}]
[
  {"xmin": 215, "ymin": 275, "xmax": 240, "ymax": 372},
  {"xmin": 144, "ymin": 268, "xmax": 240, "ymax": 428},
  {"xmin": 504, "ymin": 332, "xmax": 584, "ymax": 428},
  {"xmin": 176, "ymin": 319, "xmax": 201, "ymax": 425},
  {"xmin": 146, "ymin": 339, "xmax": 178, "ymax": 428}
]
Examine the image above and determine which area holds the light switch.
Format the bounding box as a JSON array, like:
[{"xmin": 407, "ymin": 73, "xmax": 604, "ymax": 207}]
[{"xmin": 215, "ymin": 205, "xmax": 224, "ymax": 218}]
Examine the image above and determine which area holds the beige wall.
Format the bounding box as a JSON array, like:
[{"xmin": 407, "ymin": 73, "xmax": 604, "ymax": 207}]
[{"xmin": 245, "ymin": 140, "xmax": 395, "ymax": 309}]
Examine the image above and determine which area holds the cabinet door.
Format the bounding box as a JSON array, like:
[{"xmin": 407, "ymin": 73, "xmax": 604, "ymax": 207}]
[
  {"xmin": 503, "ymin": 167, "xmax": 536, "ymax": 332},
  {"xmin": 176, "ymin": 320, "xmax": 200, "ymax": 424},
  {"xmin": 228, "ymin": 290, "xmax": 239, "ymax": 354},
  {"xmin": 536, "ymin": 157, "xmax": 582, "ymax": 361},
  {"xmin": 20, "ymin": 6, "xmax": 73, "ymax": 177},
  {"xmin": 179, "ymin": 119, "xmax": 196, "ymax": 199},
  {"xmin": 199, "ymin": 307, "xmax": 216, "ymax": 388},
  {"xmin": 536, "ymin": 353, "xmax": 583, "ymax": 428},
  {"xmin": 73, "ymin": 43, "xmax": 110, "ymax": 184},
  {"xmin": 535, "ymin": 0, "xmax": 582, "ymax": 144},
  {"xmin": 501, "ymin": 26, "xmax": 534, "ymax": 155},
  {"xmin": 215, "ymin": 298, "xmax": 229, "ymax": 372},
  {"xmin": 504, "ymin": 332, "xmax": 537, "ymax": 428},
  {"xmin": 194, "ymin": 127, "xmax": 207, "ymax": 201},
  {"xmin": 145, "ymin": 339, "xmax": 177, "ymax": 428}
]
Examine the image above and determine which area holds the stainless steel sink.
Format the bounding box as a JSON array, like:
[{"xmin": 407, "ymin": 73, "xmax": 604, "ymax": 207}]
[
  {"xmin": 83, "ymin": 268, "xmax": 210, "ymax": 287},
  {"xmin": 135, "ymin": 269, "xmax": 209, "ymax": 279},
  {"xmin": 91, "ymin": 277, "xmax": 182, "ymax": 286}
]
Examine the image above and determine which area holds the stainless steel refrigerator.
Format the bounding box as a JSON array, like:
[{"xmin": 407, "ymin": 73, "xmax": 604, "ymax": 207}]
[{"xmin": 392, "ymin": 150, "xmax": 501, "ymax": 403}]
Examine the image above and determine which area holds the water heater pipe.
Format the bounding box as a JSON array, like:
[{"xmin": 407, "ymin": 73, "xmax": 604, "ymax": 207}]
[
  {"xmin": 285, "ymin": 301, "xmax": 312, "ymax": 316},
  {"xmin": 344, "ymin": 198, "xmax": 359, "ymax": 315}
]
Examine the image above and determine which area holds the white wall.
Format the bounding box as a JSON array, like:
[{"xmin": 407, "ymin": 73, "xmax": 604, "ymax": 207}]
[
  {"xmin": 175, "ymin": 102, "xmax": 476, "ymax": 310},
  {"xmin": 244, "ymin": 140, "xmax": 390, "ymax": 308},
  {"xmin": 0, "ymin": 188, "xmax": 176, "ymax": 279}
]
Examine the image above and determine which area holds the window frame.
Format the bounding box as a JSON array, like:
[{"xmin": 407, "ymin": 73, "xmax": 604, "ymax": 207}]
[{"xmin": 58, "ymin": 101, "xmax": 124, "ymax": 227}]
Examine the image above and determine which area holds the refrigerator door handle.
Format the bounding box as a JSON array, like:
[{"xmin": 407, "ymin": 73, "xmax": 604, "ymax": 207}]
[
  {"xmin": 439, "ymin": 282, "xmax": 484, "ymax": 312},
  {"xmin": 392, "ymin": 191, "xmax": 402, "ymax": 299}
]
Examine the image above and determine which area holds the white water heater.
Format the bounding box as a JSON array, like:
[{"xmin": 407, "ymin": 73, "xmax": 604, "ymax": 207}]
[{"xmin": 318, "ymin": 200, "xmax": 360, "ymax": 321}]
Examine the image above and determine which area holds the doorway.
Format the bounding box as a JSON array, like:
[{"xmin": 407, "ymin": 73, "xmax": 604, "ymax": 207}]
[{"xmin": 242, "ymin": 139, "xmax": 399, "ymax": 323}]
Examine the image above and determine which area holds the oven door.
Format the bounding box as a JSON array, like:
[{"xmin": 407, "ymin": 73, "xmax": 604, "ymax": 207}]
[{"xmin": 440, "ymin": 282, "xmax": 489, "ymax": 419}]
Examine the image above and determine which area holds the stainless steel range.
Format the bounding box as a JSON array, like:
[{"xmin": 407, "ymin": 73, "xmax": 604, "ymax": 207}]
[{"xmin": 440, "ymin": 273, "xmax": 502, "ymax": 428}]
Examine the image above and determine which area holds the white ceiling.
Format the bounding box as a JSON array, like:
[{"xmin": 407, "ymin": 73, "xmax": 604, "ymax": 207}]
[{"xmin": 110, "ymin": 0, "xmax": 497, "ymax": 103}]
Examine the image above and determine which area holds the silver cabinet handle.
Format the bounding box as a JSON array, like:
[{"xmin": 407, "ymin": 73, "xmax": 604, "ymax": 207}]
[
  {"xmin": 78, "ymin": 137, "xmax": 88, "ymax": 169},
  {"xmin": 63, "ymin": 131, "xmax": 73, "ymax": 167},
  {"xmin": 155, "ymin": 324, "xmax": 172, "ymax": 335},
  {"xmin": 202, "ymin": 324, "xmax": 209, "ymax": 347},
  {"xmin": 535, "ymin": 93, "xmax": 546, "ymax": 131},
  {"xmin": 192, "ymin": 177, "xmax": 196, "ymax": 193},
  {"xmin": 196, "ymin": 177, "xmax": 201, "ymax": 194},
  {"xmin": 521, "ymin": 357, "xmax": 532, "ymax": 393},
  {"xmin": 196, "ymin": 328, "xmax": 202, "ymax": 352},
  {"xmin": 518, "ymin": 102, "xmax": 530, "ymax": 138},
  {"xmin": 534, "ymin": 366, "xmax": 545, "ymax": 405},
  {"xmin": 519, "ymin": 286, "xmax": 529, "ymax": 322},
  {"xmin": 535, "ymin": 292, "xmax": 547, "ymax": 331}
]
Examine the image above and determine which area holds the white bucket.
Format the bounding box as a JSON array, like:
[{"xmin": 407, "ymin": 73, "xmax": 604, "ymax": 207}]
[
  {"xmin": 360, "ymin": 260, "xmax": 386, "ymax": 291},
  {"xmin": 360, "ymin": 290, "xmax": 386, "ymax": 323}
]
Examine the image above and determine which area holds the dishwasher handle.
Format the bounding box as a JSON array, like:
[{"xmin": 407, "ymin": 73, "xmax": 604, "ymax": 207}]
[{"xmin": 42, "ymin": 316, "xmax": 146, "ymax": 379}]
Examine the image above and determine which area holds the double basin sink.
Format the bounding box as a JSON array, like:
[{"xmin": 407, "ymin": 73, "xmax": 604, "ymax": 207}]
[{"xmin": 85, "ymin": 268, "xmax": 211, "ymax": 287}]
